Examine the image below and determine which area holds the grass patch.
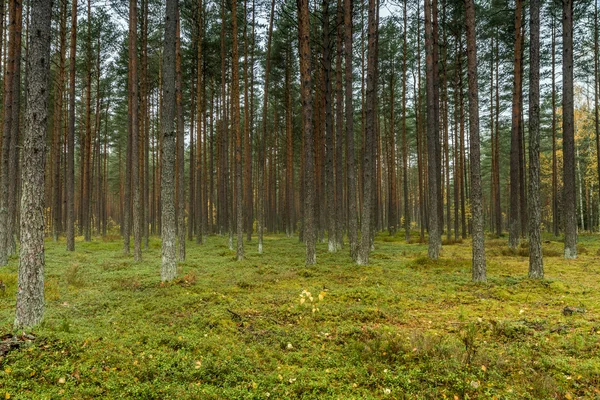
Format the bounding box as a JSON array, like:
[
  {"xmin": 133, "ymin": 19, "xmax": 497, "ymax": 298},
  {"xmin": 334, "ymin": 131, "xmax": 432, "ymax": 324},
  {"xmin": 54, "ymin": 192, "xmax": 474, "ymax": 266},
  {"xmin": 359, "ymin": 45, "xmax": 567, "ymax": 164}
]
[{"xmin": 0, "ymin": 233, "xmax": 599, "ymax": 399}]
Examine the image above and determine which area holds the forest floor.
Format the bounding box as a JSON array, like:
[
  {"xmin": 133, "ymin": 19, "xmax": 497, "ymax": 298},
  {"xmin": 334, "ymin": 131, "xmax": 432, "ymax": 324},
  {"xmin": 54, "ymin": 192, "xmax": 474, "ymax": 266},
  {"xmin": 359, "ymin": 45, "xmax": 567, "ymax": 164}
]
[{"xmin": 0, "ymin": 232, "xmax": 599, "ymax": 399}]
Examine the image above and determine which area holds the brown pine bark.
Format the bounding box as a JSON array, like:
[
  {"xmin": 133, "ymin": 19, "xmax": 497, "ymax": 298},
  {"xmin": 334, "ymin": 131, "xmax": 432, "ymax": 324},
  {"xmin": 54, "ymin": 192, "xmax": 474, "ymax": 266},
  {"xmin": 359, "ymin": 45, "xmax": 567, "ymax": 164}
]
[
  {"xmin": 232, "ymin": 0, "xmax": 244, "ymax": 260},
  {"xmin": 508, "ymin": 0, "xmax": 522, "ymax": 250},
  {"xmin": 130, "ymin": 0, "xmax": 142, "ymax": 261},
  {"xmin": 465, "ymin": 0, "xmax": 486, "ymax": 281},
  {"xmin": 345, "ymin": 0, "xmax": 358, "ymax": 259},
  {"xmin": 528, "ymin": 0, "xmax": 543, "ymax": 278},
  {"xmin": 161, "ymin": 0, "xmax": 178, "ymax": 281},
  {"xmin": 66, "ymin": 0, "xmax": 76, "ymax": 251},
  {"xmin": 82, "ymin": 0, "xmax": 92, "ymax": 243},
  {"xmin": 175, "ymin": 7, "xmax": 185, "ymax": 261},
  {"xmin": 0, "ymin": 0, "xmax": 18, "ymax": 265},
  {"xmin": 334, "ymin": 0, "xmax": 344, "ymax": 249},
  {"xmin": 258, "ymin": 0, "xmax": 275, "ymax": 254},
  {"xmin": 297, "ymin": 0, "xmax": 315, "ymax": 265},
  {"xmin": 425, "ymin": 0, "xmax": 441, "ymax": 259},
  {"xmin": 196, "ymin": 0, "xmax": 204, "ymax": 244},
  {"xmin": 357, "ymin": 0, "xmax": 377, "ymax": 265},
  {"xmin": 402, "ymin": 0, "xmax": 409, "ymax": 243},
  {"xmin": 14, "ymin": 0, "xmax": 52, "ymax": 329},
  {"xmin": 52, "ymin": 0, "xmax": 67, "ymax": 242},
  {"xmin": 563, "ymin": 0, "xmax": 577, "ymax": 258}
]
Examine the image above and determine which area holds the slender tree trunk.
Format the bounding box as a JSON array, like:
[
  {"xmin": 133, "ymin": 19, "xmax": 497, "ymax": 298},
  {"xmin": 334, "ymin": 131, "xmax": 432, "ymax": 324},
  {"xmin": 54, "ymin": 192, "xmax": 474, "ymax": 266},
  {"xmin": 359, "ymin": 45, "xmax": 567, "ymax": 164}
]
[
  {"xmin": 195, "ymin": 0, "xmax": 204, "ymax": 245},
  {"xmin": 297, "ymin": 0, "xmax": 315, "ymax": 265},
  {"xmin": 552, "ymin": 19, "xmax": 558, "ymax": 237},
  {"xmin": 345, "ymin": 0, "xmax": 357, "ymax": 259},
  {"xmin": 15, "ymin": 0, "xmax": 52, "ymax": 329},
  {"xmin": 563, "ymin": 0, "xmax": 577, "ymax": 259},
  {"xmin": 52, "ymin": 0, "xmax": 67, "ymax": 242},
  {"xmin": 357, "ymin": 0, "xmax": 377, "ymax": 265},
  {"xmin": 508, "ymin": 0, "xmax": 522, "ymax": 250},
  {"xmin": 6, "ymin": 0, "xmax": 21, "ymax": 256},
  {"xmin": 402, "ymin": 0, "xmax": 409, "ymax": 243},
  {"xmin": 335, "ymin": 0, "xmax": 344, "ymax": 249},
  {"xmin": 465, "ymin": 0, "xmax": 485, "ymax": 281},
  {"xmin": 0, "ymin": 0, "xmax": 17, "ymax": 265},
  {"xmin": 425, "ymin": 0, "xmax": 441, "ymax": 259},
  {"xmin": 66, "ymin": 0, "xmax": 77, "ymax": 251},
  {"xmin": 231, "ymin": 0, "xmax": 244, "ymax": 260},
  {"xmin": 258, "ymin": 0, "xmax": 275, "ymax": 254},
  {"xmin": 527, "ymin": 0, "xmax": 543, "ymax": 277},
  {"xmin": 175, "ymin": 8, "xmax": 185, "ymax": 261},
  {"xmin": 161, "ymin": 0, "xmax": 178, "ymax": 281},
  {"xmin": 130, "ymin": 0, "xmax": 142, "ymax": 261}
]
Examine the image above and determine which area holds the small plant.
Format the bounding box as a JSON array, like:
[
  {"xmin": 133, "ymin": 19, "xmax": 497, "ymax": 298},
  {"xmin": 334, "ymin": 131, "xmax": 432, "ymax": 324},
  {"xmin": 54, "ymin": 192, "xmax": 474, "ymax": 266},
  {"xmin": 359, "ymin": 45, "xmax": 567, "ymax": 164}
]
[
  {"xmin": 299, "ymin": 289, "xmax": 326, "ymax": 314},
  {"xmin": 64, "ymin": 264, "xmax": 85, "ymax": 287},
  {"xmin": 461, "ymin": 322, "xmax": 479, "ymax": 365}
]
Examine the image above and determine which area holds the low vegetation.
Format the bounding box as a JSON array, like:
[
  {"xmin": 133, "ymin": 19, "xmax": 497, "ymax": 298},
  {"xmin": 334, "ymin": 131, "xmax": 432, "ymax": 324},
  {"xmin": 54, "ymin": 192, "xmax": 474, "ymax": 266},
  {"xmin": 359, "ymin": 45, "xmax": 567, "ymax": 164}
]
[{"xmin": 0, "ymin": 233, "xmax": 599, "ymax": 399}]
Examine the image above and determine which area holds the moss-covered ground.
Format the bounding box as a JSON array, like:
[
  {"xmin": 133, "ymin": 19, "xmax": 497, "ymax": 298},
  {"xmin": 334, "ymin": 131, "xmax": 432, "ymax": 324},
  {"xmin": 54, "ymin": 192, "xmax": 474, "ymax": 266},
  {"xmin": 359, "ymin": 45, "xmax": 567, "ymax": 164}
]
[{"xmin": 0, "ymin": 232, "xmax": 599, "ymax": 399}]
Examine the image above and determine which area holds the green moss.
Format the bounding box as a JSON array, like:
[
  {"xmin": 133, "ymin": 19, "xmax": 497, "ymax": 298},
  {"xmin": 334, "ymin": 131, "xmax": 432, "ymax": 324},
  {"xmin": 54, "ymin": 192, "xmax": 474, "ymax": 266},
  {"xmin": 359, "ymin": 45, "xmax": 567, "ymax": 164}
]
[{"xmin": 0, "ymin": 234, "xmax": 598, "ymax": 399}]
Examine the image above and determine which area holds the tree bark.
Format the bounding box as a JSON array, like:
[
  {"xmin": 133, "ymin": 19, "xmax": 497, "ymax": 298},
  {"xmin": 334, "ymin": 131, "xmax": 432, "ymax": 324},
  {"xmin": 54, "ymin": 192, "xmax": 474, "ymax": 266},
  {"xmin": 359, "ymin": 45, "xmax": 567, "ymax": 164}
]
[
  {"xmin": 130, "ymin": 0, "xmax": 142, "ymax": 261},
  {"xmin": 175, "ymin": 8, "xmax": 185, "ymax": 261},
  {"xmin": 15, "ymin": 0, "xmax": 52, "ymax": 329},
  {"xmin": 345, "ymin": 0, "xmax": 357, "ymax": 260},
  {"xmin": 232, "ymin": 0, "xmax": 244, "ymax": 260},
  {"xmin": 161, "ymin": 0, "xmax": 178, "ymax": 281},
  {"xmin": 297, "ymin": 0, "xmax": 315, "ymax": 265},
  {"xmin": 562, "ymin": 0, "xmax": 577, "ymax": 259},
  {"xmin": 508, "ymin": 0, "xmax": 522, "ymax": 250},
  {"xmin": 357, "ymin": 0, "xmax": 377, "ymax": 265},
  {"xmin": 465, "ymin": 0, "xmax": 486, "ymax": 281},
  {"xmin": 425, "ymin": 0, "xmax": 441, "ymax": 259}
]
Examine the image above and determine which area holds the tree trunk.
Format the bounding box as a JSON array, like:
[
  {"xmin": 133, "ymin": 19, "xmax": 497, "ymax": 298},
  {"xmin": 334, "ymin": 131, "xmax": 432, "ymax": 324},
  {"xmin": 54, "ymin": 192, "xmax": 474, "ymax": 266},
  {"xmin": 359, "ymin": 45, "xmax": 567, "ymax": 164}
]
[
  {"xmin": 297, "ymin": 0, "xmax": 315, "ymax": 265},
  {"xmin": 464, "ymin": 0, "xmax": 486, "ymax": 281},
  {"xmin": 562, "ymin": 0, "xmax": 577, "ymax": 259},
  {"xmin": 425, "ymin": 0, "xmax": 441, "ymax": 259},
  {"xmin": 14, "ymin": 0, "xmax": 52, "ymax": 329},
  {"xmin": 527, "ymin": 0, "xmax": 543, "ymax": 277},
  {"xmin": 258, "ymin": 0, "xmax": 275, "ymax": 254},
  {"xmin": 231, "ymin": 0, "xmax": 244, "ymax": 260},
  {"xmin": 345, "ymin": 0, "xmax": 357, "ymax": 259},
  {"xmin": 66, "ymin": 0, "xmax": 76, "ymax": 251},
  {"xmin": 335, "ymin": 0, "xmax": 344, "ymax": 250},
  {"xmin": 161, "ymin": 0, "xmax": 178, "ymax": 281},
  {"xmin": 130, "ymin": 0, "xmax": 142, "ymax": 261},
  {"xmin": 508, "ymin": 0, "xmax": 522, "ymax": 250},
  {"xmin": 175, "ymin": 8, "xmax": 185, "ymax": 261},
  {"xmin": 402, "ymin": 0, "xmax": 410, "ymax": 243},
  {"xmin": 357, "ymin": 0, "xmax": 377, "ymax": 265}
]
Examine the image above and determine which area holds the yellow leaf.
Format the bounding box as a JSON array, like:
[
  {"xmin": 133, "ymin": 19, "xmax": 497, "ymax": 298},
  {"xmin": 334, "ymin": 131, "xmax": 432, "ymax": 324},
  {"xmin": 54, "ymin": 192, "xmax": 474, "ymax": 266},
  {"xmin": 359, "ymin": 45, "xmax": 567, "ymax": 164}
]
[
  {"xmin": 565, "ymin": 393, "xmax": 573, "ymax": 400},
  {"xmin": 319, "ymin": 292, "xmax": 326, "ymax": 301},
  {"xmin": 58, "ymin": 377, "xmax": 66, "ymax": 384},
  {"xmin": 300, "ymin": 298, "xmax": 305, "ymax": 305},
  {"xmin": 5, "ymin": 392, "xmax": 10, "ymax": 399},
  {"xmin": 4, "ymin": 368, "xmax": 11, "ymax": 374},
  {"xmin": 481, "ymin": 365, "xmax": 487, "ymax": 372}
]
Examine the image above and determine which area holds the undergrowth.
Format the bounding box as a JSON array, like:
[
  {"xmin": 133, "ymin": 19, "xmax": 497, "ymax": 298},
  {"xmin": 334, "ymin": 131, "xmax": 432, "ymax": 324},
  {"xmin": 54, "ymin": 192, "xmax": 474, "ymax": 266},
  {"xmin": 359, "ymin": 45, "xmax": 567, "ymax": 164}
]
[{"xmin": 0, "ymin": 232, "xmax": 599, "ymax": 399}]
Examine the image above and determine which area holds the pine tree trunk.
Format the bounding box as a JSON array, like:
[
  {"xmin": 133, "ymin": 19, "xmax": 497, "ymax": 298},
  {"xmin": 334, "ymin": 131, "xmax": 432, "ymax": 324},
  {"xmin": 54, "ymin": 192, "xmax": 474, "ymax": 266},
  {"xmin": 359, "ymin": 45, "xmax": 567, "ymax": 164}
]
[
  {"xmin": 14, "ymin": 0, "xmax": 52, "ymax": 329},
  {"xmin": 231, "ymin": 0, "xmax": 244, "ymax": 260},
  {"xmin": 66, "ymin": 0, "xmax": 76, "ymax": 251},
  {"xmin": 508, "ymin": 0, "xmax": 522, "ymax": 250},
  {"xmin": 161, "ymin": 0, "xmax": 178, "ymax": 281},
  {"xmin": 130, "ymin": 0, "xmax": 142, "ymax": 261},
  {"xmin": 258, "ymin": 0, "xmax": 275, "ymax": 254},
  {"xmin": 562, "ymin": 0, "xmax": 577, "ymax": 259},
  {"xmin": 297, "ymin": 0, "xmax": 315, "ymax": 265},
  {"xmin": 334, "ymin": 0, "xmax": 344, "ymax": 250},
  {"xmin": 175, "ymin": 9, "xmax": 185, "ymax": 261},
  {"xmin": 425, "ymin": 0, "xmax": 441, "ymax": 259},
  {"xmin": 52, "ymin": 0, "xmax": 66, "ymax": 242},
  {"xmin": 402, "ymin": 0, "xmax": 410, "ymax": 243},
  {"xmin": 464, "ymin": 0, "xmax": 486, "ymax": 281},
  {"xmin": 345, "ymin": 0, "xmax": 357, "ymax": 259},
  {"xmin": 357, "ymin": 0, "xmax": 377, "ymax": 266},
  {"xmin": 527, "ymin": 0, "xmax": 543, "ymax": 277}
]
